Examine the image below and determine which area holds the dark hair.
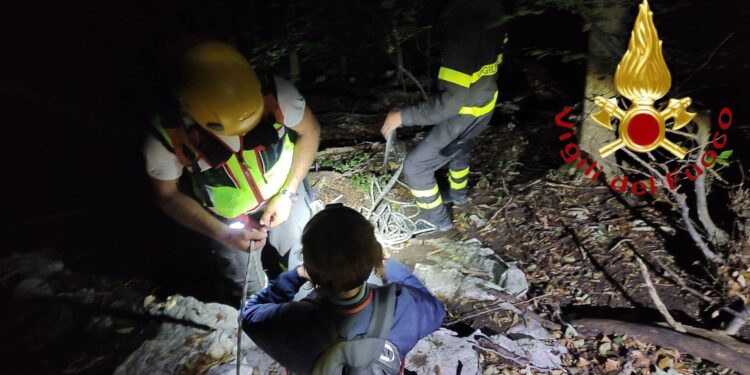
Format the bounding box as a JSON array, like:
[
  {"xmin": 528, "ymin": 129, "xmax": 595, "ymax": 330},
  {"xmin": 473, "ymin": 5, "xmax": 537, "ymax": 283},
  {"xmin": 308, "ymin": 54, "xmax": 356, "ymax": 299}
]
[{"xmin": 301, "ymin": 205, "xmax": 383, "ymax": 295}]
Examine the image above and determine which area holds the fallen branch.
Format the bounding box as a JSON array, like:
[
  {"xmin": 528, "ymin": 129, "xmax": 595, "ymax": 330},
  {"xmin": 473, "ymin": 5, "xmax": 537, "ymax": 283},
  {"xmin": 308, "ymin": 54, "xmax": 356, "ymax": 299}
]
[
  {"xmin": 725, "ymin": 305, "xmax": 750, "ymax": 336},
  {"xmin": 660, "ymin": 322, "xmax": 750, "ymax": 357},
  {"xmin": 572, "ymin": 318, "xmax": 750, "ymax": 374},
  {"xmin": 447, "ymin": 289, "xmax": 561, "ymax": 331},
  {"xmin": 623, "ymin": 149, "xmax": 723, "ymax": 263},
  {"xmin": 607, "ymin": 238, "xmax": 633, "ymax": 253},
  {"xmin": 636, "ymin": 257, "xmax": 687, "ymax": 333},
  {"xmin": 634, "ymin": 248, "xmax": 747, "ymax": 320}
]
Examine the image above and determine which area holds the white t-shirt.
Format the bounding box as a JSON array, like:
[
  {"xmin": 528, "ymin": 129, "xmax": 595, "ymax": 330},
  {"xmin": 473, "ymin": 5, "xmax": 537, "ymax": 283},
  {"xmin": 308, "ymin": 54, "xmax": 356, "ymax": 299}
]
[{"xmin": 144, "ymin": 76, "xmax": 305, "ymax": 181}]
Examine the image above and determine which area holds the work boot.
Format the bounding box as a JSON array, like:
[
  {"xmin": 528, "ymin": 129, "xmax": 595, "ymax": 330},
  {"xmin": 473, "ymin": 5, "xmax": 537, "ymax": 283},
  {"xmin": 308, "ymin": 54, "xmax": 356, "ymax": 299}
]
[
  {"xmin": 415, "ymin": 204, "xmax": 453, "ymax": 232},
  {"xmin": 441, "ymin": 187, "xmax": 469, "ymax": 206}
]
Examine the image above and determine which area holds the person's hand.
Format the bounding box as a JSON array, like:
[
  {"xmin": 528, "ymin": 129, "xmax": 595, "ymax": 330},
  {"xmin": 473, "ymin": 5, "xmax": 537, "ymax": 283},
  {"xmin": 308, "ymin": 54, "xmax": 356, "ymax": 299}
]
[
  {"xmin": 296, "ymin": 266, "xmax": 310, "ymax": 280},
  {"xmin": 260, "ymin": 193, "xmax": 293, "ymax": 228},
  {"xmin": 382, "ymin": 246, "xmax": 393, "ymax": 260},
  {"xmin": 381, "ymin": 108, "xmax": 402, "ymax": 139},
  {"xmin": 222, "ymin": 226, "xmax": 267, "ymax": 252}
]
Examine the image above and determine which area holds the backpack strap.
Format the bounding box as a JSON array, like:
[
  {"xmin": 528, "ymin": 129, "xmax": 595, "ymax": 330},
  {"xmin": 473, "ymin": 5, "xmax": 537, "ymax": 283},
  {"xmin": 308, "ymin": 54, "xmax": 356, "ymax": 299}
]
[
  {"xmin": 365, "ymin": 283, "xmax": 398, "ymax": 340},
  {"xmin": 333, "ymin": 283, "xmax": 398, "ymax": 340},
  {"xmin": 259, "ymin": 72, "xmax": 285, "ymax": 125}
]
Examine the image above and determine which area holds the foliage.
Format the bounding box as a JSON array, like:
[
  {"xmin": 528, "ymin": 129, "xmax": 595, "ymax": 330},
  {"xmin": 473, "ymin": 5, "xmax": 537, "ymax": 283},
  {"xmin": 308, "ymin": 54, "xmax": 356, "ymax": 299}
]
[
  {"xmin": 318, "ymin": 153, "xmax": 368, "ymax": 173},
  {"xmin": 709, "ymin": 149, "xmax": 733, "ymax": 169},
  {"xmin": 351, "ymin": 172, "xmax": 372, "ymax": 192}
]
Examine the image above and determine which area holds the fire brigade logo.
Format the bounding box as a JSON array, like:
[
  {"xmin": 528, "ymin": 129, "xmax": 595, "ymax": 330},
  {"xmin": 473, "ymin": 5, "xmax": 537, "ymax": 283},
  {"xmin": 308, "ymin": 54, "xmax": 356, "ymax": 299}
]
[
  {"xmin": 553, "ymin": 0, "xmax": 734, "ymax": 196},
  {"xmin": 591, "ymin": 0, "xmax": 695, "ymax": 159}
]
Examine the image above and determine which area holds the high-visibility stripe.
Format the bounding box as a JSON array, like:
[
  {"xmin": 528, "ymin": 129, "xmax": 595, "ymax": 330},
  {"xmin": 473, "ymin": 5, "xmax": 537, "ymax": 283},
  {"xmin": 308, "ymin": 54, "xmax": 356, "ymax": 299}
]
[
  {"xmin": 258, "ymin": 133, "xmax": 295, "ymax": 198},
  {"xmin": 459, "ymin": 90, "xmax": 498, "ymax": 117},
  {"xmin": 153, "ymin": 117, "xmax": 174, "ymax": 148},
  {"xmin": 226, "ymin": 156, "xmax": 252, "ymax": 192},
  {"xmin": 438, "ymin": 67, "xmax": 473, "ymax": 88},
  {"xmin": 410, "ymin": 184, "xmax": 439, "ymax": 198},
  {"xmin": 449, "ymin": 167, "xmax": 470, "ymax": 180},
  {"xmin": 449, "ymin": 176, "xmax": 468, "ymax": 190},
  {"xmin": 438, "ymin": 53, "xmax": 504, "ymax": 88},
  {"xmin": 210, "ymin": 155, "xmax": 259, "ymax": 218},
  {"xmin": 242, "ymin": 150, "xmax": 266, "ymax": 184},
  {"xmin": 415, "ymin": 195, "xmax": 443, "ymax": 209}
]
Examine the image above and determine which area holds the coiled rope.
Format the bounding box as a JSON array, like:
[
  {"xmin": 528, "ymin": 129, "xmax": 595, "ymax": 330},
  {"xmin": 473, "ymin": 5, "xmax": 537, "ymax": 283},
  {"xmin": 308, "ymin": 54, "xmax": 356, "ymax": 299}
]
[{"xmin": 361, "ymin": 161, "xmax": 436, "ymax": 248}]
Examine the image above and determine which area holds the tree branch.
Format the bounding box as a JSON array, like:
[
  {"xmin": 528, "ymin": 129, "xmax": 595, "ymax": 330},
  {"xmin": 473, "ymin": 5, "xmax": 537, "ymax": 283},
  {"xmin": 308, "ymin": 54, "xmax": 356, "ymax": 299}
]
[
  {"xmin": 572, "ymin": 318, "xmax": 750, "ymax": 373},
  {"xmin": 622, "ymin": 149, "xmax": 723, "ymax": 263},
  {"xmin": 636, "ymin": 257, "xmax": 687, "ymax": 332}
]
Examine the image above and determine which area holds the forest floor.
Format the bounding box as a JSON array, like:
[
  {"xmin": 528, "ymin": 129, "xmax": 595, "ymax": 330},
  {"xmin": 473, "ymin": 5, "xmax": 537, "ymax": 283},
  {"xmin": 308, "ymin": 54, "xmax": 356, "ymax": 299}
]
[
  {"xmin": 2, "ymin": 86, "xmax": 749, "ymax": 374},
  {"xmin": 305, "ymin": 85, "xmax": 750, "ymax": 374}
]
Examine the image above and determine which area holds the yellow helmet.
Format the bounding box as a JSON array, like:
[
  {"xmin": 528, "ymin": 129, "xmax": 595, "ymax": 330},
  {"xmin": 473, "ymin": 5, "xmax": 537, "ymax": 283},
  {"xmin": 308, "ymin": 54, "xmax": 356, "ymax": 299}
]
[{"xmin": 172, "ymin": 41, "xmax": 264, "ymax": 136}]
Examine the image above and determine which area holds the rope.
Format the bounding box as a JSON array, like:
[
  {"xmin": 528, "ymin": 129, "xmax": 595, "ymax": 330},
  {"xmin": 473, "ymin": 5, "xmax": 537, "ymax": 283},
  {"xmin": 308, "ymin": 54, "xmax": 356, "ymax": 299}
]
[
  {"xmin": 361, "ymin": 162, "xmax": 436, "ymax": 248},
  {"xmin": 236, "ymin": 242, "xmax": 263, "ymax": 375}
]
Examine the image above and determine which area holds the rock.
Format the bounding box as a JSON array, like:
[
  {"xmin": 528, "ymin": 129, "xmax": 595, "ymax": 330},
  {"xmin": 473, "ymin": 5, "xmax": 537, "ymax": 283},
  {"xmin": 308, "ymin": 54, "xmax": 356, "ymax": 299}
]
[
  {"xmin": 414, "ymin": 238, "xmax": 529, "ymax": 299},
  {"xmin": 507, "ymin": 318, "xmax": 556, "ymax": 341},
  {"xmin": 13, "ymin": 277, "xmax": 54, "ymax": 301},
  {"xmin": 405, "ymin": 328, "xmax": 479, "ymax": 375},
  {"xmin": 469, "ymin": 214, "xmax": 488, "ymax": 228},
  {"xmin": 115, "ymin": 295, "xmax": 279, "ymax": 375},
  {"xmin": 481, "ymin": 330, "xmax": 568, "ymax": 371},
  {"xmin": 413, "ymin": 264, "xmax": 463, "ymax": 300},
  {"xmin": 498, "ymin": 267, "xmax": 529, "ymax": 298},
  {"xmin": 0, "ymin": 249, "xmax": 64, "ymax": 285},
  {"xmin": 458, "ymin": 275, "xmax": 507, "ymax": 302}
]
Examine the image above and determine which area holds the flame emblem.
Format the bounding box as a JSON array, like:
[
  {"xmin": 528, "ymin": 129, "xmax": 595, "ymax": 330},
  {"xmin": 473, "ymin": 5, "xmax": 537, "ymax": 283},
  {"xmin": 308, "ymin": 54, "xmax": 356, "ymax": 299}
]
[{"xmin": 591, "ymin": 0, "xmax": 695, "ymax": 159}]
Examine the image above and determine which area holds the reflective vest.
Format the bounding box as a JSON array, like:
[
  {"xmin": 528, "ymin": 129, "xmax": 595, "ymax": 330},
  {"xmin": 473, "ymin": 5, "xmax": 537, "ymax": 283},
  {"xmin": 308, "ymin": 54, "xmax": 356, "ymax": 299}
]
[{"xmin": 152, "ymin": 76, "xmax": 295, "ymax": 219}]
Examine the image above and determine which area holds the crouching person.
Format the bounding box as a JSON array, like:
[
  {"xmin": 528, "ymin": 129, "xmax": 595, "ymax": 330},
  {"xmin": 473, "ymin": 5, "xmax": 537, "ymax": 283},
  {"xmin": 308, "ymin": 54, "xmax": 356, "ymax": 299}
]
[{"xmin": 242, "ymin": 204, "xmax": 445, "ymax": 374}]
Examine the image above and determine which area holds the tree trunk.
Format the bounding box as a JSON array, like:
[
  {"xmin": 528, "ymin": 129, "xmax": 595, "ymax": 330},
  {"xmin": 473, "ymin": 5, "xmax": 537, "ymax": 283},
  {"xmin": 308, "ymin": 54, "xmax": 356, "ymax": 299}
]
[
  {"xmin": 395, "ymin": 42, "xmax": 404, "ymax": 87},
  {"xmin": 579, "ymin": 1, "xmax": 630, "ymax": 174},
  {"xmin": 694, "ymin": 112, "xmax": 730, "ymax": 246},
  {"xmin": 289, "ymin": 50, "xmax": 300, "ymax": 84},
  {"xmin": 340, "ymin": 55, "xmax": 348, "ymax": 77}
]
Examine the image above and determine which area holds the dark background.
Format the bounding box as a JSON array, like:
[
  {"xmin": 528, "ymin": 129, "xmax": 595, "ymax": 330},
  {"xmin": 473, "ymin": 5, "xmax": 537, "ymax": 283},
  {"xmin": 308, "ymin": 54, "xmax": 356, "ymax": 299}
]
[{"xmin": 2, "ymin": 0, "xmax": 748, "ymax": 288}]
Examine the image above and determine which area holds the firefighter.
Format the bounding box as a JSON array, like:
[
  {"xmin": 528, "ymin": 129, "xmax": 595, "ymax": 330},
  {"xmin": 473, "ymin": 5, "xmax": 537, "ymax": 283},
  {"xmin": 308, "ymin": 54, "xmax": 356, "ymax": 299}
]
[
  {"xmin": 381, "ymin": 0, "xmax": 506, "ymax": 230},
  {"xmin": 144, "ymin": 40, "xmax": 320, "ymax": 302}
]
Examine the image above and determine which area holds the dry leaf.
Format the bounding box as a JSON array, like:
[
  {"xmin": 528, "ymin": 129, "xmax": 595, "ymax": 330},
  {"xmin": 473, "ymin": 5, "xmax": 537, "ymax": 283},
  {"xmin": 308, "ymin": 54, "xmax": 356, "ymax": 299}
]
[
  {"xmin": 657, "ymin": 356, "xmax": 674, "ymax": 369},
  {"xmin": 577, "ymin": 357, "xmax": 591, "ymax": 367},
  {"xmin": 630, "ymin": 350, "xmax": 651, "ymax": 369},
  {"xmin": 604, "ymin": 359, "xmax": 620, "ymax": 372}
]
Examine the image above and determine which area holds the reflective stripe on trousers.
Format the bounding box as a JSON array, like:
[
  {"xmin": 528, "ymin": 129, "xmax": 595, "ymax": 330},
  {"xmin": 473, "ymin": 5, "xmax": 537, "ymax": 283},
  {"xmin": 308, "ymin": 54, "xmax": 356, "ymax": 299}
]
[
  {"xmin": 449, "ymin": 167, "xmax": 470, "ymax": 190},
  {"xmin": 404, "ymin": 114, "xmax": 492, "ymax": 210}
]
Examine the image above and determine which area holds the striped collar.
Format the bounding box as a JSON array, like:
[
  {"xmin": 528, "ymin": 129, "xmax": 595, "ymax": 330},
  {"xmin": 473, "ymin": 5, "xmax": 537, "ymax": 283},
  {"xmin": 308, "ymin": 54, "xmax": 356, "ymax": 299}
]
[{"xmin": 329, "ymin": 283, "xmax": 372, "ymax": 314}]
